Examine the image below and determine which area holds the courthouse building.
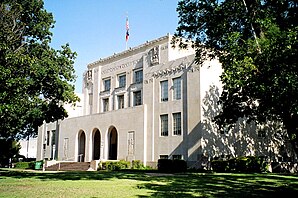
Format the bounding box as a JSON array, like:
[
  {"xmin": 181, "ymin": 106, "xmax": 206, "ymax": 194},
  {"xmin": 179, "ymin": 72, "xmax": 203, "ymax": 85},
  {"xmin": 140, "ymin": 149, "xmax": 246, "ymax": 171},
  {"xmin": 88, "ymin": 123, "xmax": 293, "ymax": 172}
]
[{"xmin": 36, "ymin": 34, "xmax": 296, "ymax": 168}]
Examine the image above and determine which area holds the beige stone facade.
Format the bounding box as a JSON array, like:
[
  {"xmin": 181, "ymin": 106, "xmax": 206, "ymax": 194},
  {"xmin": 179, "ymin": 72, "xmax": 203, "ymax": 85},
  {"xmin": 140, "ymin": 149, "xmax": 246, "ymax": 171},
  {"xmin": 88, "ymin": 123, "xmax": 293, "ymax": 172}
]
[{"xmin": 36, "ymin": 34, "xmax": 296, "ymax": 168}]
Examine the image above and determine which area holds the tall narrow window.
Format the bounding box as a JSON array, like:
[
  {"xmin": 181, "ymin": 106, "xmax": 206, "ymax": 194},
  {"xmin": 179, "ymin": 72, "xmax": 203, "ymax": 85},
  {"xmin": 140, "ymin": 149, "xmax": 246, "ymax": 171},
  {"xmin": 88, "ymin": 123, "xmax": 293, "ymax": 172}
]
[
  {"xmin": 104, "ymin": 78, "xmax": 111, "ymax": 91},
  {"xmin": 173, "ymin": 77, "xmax": 181, "ymax": 100},
  {"xmin": 133, "ymin": 91, "xmax": 142, "ymax": 106},
  {"xmin": 118, "ymin": 74, "xmax": 126, "ymax": 88},
  {"xmin": 134, "ymin": 70, "xmax": 143, "ymax": 84},
  {"xmin": 160, "ymin": 114, "xmax": 168, "ymax": 136},
  {"xmin": 103, "ymin": 98, "xmax": 109, "ymax": 112},
  {"xmin": 118, "ymin": 95, "xmax": 124, "ymax": 109},
  {"xmin": 173, "ymin": 112, "xmax": 181, "ymax": 135},
  {"xmin": 160, "ymin": 80, "xmax": 168, "ymax": 102},
  {"xmin": 51, "ymin": 130, "xmax": 56, "ymax": 146},
  {"xmin": 46, "ymin": 131, "xmax": 50, "ymax": 146},
  {"xmin": 89, "ymin": 93, "xmax": 93, "ymax": 105}
]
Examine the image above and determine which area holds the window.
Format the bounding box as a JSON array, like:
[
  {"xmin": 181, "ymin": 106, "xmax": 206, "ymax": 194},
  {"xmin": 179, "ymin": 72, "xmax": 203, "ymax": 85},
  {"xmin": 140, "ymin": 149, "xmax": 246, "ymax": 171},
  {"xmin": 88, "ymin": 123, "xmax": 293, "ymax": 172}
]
[
  {"xmin": 173, "ymin": 77, "xmax": 181, "ymax": 100},
  {"xmin": 103, "ymin": 98, "xmax": 109, "ymax": 112},
  {"xmin": 172, "ymin": 155, "xmax": 182, "ymax": 160},
  {"xmin": 118, "ymin": 74, "xmax": 126, "ymax": 88},
  {"xmin": 159, "ymin": 155, "xmax": 168, "ymax": 159},
  {"xmin": 173, "ymin": 112, "xmax": 181, "ymax": 135},
  {"xmin": 133, "ymin": 91, "xmax": 142, "ymax": 106},
  {"xmin": 46, "ymin": 131, "xmax": 50, "ymax": 146},
  {"xmin": 51, "ymin": 130, "xmax": 56, "ymax": 146},
  {"xmin": 134, "ymin": 69, "xmax": 143, "ymax": 84},
  {"xmin": 118, "ymin": 95, "xmax": 124, "ymax": 109},
  {"xmin": 160, "ymin": 80, "xmax": 168, "ymax": 102},
  {"xmin": 160, "ymin": 114, "xmax": 168, "ymax": 136},
  {"xmin": 89, "ymin": 93, "xmax": 93, "ymax": 105},
  {"xmin": 104, "ymin": 78, "xmax": 111, "ymax": 91}
]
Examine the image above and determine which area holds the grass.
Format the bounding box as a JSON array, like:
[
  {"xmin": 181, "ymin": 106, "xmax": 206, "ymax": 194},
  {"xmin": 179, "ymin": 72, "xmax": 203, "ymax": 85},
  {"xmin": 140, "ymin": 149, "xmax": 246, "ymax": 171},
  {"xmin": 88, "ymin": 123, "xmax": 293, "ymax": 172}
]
[{"xmin": 0, "ymin": 169, "xmax": 298, "ymax": 197}]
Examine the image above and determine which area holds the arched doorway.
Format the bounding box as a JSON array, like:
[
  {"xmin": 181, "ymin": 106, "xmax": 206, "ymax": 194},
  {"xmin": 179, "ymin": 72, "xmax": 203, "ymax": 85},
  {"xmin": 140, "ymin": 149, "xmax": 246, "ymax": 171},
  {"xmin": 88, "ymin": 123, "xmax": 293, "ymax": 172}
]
[
  {"xmin": 108, "ymin": 127, "xmax": 118, "ymax": 160},
  {"xmin": 78, "ymin": 131, "xmax": 86, "ymax": 162},
  {"xmin": 93, "ymin": 129, "xmax": 101, "ymax": 160}
]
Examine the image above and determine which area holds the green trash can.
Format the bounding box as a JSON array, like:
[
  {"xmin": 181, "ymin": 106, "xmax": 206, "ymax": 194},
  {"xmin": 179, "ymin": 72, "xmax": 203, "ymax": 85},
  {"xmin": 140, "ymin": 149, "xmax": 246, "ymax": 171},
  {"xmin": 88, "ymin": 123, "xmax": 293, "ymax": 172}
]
[{"xmin": 35, "ymin": 161, "xmax": 42, "ymax": 170}]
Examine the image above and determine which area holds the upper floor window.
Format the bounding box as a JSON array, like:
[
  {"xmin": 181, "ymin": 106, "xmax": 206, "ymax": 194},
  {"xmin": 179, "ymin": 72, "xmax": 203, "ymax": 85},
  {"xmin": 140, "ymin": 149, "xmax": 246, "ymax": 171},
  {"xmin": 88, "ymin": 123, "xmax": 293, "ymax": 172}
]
[
  {"xmin": 173, "ymin": 77, "xmax": 181, "ymax": 100},
  {"xmin": 134, "ymin": 69, "xmax": 143, "ymax": 84},
  {"xmin": 46, "ymin": 131, "xmax": 50, "ymax": 146},
  {"xmin": 118, "ymin": 95, "xmax": 124, "ymax": 109},
  {"xmin": 160, "ymin": 80, "xmax": 168, "ymax": 102},
  {"xmin": 133, "ymin": 91, "xmax": 142, "ymax": 106},
  {"xmin": 118, "ymin": 74, "xmax": 126, "ymax": 88},
  {"xmin": 173, "ymin": 112, "xmax": 181, "ymax": 135},
  {"xmin": 51, "ymin": 130, "xmax": 56, "ymax": 146},
  {"xmin": 160, "ymin": 114, "xmax": 168, "ymax": 136},
  {"xmin": 103, "ymin": 98, "xmax": 109, "ymax": 112},
  {"xmin": 103, "ymin": 78, "xmax": 111, "ymax": 91}
]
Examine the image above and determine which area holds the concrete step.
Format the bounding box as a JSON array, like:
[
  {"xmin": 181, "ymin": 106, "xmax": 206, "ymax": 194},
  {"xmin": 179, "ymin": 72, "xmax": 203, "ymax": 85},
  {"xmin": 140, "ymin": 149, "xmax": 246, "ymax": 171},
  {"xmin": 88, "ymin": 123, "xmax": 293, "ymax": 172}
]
[{"xmin": 45, "ymin": 162, "xmax": 91, "ymax": 171}]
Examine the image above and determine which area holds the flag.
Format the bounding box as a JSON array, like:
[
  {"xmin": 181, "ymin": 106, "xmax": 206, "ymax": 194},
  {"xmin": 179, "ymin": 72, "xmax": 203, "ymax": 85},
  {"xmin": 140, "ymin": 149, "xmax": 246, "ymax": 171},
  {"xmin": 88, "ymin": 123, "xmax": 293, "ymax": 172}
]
[{"xmin": 126, "ymin": 16, "xmax": 129, "ymax": 42}]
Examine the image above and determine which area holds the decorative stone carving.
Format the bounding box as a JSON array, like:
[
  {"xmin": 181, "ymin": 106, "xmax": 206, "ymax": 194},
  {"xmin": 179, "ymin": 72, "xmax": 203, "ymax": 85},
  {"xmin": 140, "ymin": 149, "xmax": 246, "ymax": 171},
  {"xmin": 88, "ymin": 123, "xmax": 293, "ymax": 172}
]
[
  {"xmin": 150, "ymin": 46, "xmax": 160, "ymax": 66},
  {"xmin": 86, "ymin": 70, "xmax": 92, "ymax": 81}
]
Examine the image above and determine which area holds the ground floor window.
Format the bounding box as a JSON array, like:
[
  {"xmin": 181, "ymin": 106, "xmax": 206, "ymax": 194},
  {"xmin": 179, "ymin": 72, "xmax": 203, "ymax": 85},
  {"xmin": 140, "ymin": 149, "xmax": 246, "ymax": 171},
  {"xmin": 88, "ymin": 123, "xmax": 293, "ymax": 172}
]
[
  {"xmin": 172, "ymin": 155, "xmax": 182, "ymax": 160},
  {"xmin": 159, "ymin": 155, "xmax": 168, "ymax": 159}
]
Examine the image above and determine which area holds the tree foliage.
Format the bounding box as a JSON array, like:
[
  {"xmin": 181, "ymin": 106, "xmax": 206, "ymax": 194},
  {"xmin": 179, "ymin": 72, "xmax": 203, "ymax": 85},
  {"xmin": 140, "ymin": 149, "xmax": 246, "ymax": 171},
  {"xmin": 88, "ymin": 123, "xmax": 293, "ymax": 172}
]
[
  {"xmin": 174, "ymin": 0, "xmax": 298, "ymax": 155},
  {"xmin": 0, "ymin": 138, "xmax": 21, "ymax": 166},
  {"xmin": 0, "ymin": 0, "xmax": 79, "ymax": 139}
]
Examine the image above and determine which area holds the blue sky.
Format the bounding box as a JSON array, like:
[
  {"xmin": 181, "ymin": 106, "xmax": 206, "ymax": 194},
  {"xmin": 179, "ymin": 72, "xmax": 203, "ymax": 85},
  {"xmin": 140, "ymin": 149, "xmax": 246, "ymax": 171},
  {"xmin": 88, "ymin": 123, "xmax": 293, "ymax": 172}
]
[{"xmin": 44, "ymin": 0, "xmax": 179, "ymax": 93}]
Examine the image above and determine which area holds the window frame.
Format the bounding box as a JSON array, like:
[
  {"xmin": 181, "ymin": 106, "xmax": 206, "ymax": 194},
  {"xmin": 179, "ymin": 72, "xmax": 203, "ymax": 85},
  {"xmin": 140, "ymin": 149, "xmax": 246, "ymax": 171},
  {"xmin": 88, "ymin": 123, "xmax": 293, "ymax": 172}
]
[
  {"xmin": 133, "ymin": 91, "xmax": 142, "ymax": 106},
  {"xmin": 173, "ymin": 112, "xmax": 182, "ymax": 135},
  {"xmin": 118, "ymin": 95, "xmax": 124, "ymax": 109},
  {"xmin": 103, "ymin": 98, "xmax": 109, "ymax": 112},
  {"xmin": 160, "ymin": 114, "xmax": 169, "ymax": 136},
  {"xmin": 160, "ymin": 80, "xmax": 168, "ymax": 102},
  {"xmin": 103, "ymin": 78, "xmax": 111, "ymax": 91},
  {"xmin": 118, "ymin": 73, "xmax": 126, "ymax": 88},
  {"xmin": 173, "ymin": 77, "xmax": 181, "ymax": 100},
  {"xmin": 134, "ymin": 69, "xmax": 143, "ymax": 84}
]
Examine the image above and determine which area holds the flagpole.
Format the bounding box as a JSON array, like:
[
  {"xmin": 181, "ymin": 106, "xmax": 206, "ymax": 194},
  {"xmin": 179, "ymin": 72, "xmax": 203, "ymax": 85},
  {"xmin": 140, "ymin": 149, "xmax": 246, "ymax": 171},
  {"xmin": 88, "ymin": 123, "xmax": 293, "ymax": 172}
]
[{"xmin": 125, "ymin": 13, "xmax": 129, "ymax": 50}]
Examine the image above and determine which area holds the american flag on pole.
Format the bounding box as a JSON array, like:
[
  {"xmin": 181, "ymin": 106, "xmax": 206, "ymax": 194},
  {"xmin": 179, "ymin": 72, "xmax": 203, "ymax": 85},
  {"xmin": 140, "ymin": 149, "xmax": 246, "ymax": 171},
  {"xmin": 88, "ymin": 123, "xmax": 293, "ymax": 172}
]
[{"xmin": 126, "ymin": 16, "xmax": 129, "ymax": 42}]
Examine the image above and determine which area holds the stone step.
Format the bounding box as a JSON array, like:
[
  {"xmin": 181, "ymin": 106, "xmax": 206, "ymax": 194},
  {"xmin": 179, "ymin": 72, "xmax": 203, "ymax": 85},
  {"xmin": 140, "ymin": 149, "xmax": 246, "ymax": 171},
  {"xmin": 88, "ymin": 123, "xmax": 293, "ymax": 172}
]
[{"xmin": 45, "ymin": 162, "xmax": 91, "ymax": 171}]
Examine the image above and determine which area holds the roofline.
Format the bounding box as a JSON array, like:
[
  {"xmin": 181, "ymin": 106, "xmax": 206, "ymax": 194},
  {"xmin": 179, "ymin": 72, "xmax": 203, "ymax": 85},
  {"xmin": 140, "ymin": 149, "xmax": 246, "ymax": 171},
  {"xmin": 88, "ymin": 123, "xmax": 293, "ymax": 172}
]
[{"xmin": 87, "ymin": 34, "xmax": 171, "ymax": 68}]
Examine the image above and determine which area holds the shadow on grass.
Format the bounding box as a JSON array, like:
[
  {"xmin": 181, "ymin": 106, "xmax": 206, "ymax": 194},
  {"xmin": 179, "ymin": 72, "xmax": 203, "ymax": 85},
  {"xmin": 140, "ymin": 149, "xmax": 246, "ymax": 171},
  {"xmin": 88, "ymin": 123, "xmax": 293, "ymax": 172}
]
[{"xmin": 1, "ymin": 169, "xmax": 298, "ymax": 197}]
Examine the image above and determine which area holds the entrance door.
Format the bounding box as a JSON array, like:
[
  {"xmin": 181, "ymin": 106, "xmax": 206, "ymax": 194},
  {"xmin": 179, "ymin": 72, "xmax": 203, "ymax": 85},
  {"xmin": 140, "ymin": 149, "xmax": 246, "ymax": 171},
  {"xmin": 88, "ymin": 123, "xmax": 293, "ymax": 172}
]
[
  {"xmin": 108, "ymin": 127, "xmax": 118, "ymax": 160},
  {"xmin": 78, "ymin": 131, "xmax": 86, "ymax": 162},
  {"xmin": 93, "ymin": 129, "xmax": 101, "ymax": 160}
]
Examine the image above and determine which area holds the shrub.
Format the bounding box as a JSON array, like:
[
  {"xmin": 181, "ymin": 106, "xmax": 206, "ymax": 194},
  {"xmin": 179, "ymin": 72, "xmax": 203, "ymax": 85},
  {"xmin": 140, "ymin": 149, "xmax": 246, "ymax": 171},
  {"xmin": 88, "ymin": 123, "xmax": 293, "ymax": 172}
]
[
  {"xmin": 212, "ymin": 156, "xmax": 269, "ymax": 173},
  {"xmin": 211, "ymin": 160, "xmax": 228, "ymax": 172},
  {"xmin": 157, "ymin": 159, "xmax": 172, "ymax": 173},
  {"xmin": 101, "ymin": 160, "xmax": 130, "ymax": 171},
  {"xmin": 131, "ymin": 160, "xmax": 145, "ymax": 170},
  {"xmin": 157, "ymin": 159, "xmax": 187, "ymax": 173},
  {"xmin": 14, "ymin": 161, "xmax": 35, "ymax": 169},
  {"xmin": 172, "ymin": 159, "xmax": 187, "ymax": 173}
]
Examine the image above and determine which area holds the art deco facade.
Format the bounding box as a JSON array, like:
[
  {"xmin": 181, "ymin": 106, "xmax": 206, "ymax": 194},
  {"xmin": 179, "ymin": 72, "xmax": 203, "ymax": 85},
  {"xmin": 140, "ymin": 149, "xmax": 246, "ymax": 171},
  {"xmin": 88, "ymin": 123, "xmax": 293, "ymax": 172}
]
[{"xmin": 36, "ymin": 34, "xmax": 296, "ymax": 168}]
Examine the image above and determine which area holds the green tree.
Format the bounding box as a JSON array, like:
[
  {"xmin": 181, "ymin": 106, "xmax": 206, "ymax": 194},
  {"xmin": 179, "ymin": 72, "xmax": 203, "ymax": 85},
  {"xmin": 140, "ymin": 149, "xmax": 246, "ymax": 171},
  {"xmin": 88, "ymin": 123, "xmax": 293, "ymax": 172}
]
[
  {"xmin": 0, "ymin": 0, "xmax": 79, "ymax": 140},
  {"xmin": 174, "ymin": 0, "xmax": 298, "ymax": 155},
  {"xmin": 0, "ymin": 138, "xmax": 21, "ymax": 167}
]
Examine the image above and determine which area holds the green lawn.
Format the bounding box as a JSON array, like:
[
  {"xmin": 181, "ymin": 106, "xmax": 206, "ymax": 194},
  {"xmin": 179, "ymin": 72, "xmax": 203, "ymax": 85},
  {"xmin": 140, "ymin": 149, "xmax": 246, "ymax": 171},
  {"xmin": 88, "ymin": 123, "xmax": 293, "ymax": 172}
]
[{"xmin": 0, "ymin": 169, "xmax": 297, "ymax": 197}]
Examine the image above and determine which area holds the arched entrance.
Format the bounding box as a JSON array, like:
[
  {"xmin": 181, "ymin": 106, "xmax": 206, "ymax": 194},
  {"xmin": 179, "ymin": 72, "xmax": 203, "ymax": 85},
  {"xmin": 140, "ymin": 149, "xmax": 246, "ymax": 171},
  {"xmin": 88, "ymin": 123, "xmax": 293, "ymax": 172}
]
[
  {"xmin": 108, "ymin": 127, "xmax": 118, "ymax": 160},
  {"xmin": 93, "ymin": 129, "xmax": 101, "ymax": 160},
  {"xmin": 78, "ymin": 130, "xmax": 86, "ymax": 162}
]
